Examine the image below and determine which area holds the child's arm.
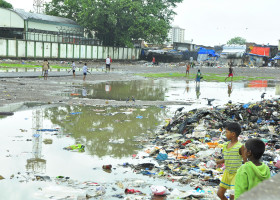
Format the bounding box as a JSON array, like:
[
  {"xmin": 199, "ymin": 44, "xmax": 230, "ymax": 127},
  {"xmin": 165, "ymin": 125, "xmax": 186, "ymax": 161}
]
[
  {"xmin": 239, "ymin": 145, "xmax": 247, "ymax": 163},
  {"xmin": 216, "ymin": 159, "xmax": 224, "ymax": 165}
]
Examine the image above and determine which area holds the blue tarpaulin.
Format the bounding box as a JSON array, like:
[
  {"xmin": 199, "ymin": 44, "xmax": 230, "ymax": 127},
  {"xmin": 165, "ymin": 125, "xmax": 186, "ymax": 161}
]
[
  {"xmin": 198, "ymin": 48, "xmax": 218, "ymax": 57},
  {"xmin": 272, "ymin": 55, "xmax": 280, "ymax": 60}
]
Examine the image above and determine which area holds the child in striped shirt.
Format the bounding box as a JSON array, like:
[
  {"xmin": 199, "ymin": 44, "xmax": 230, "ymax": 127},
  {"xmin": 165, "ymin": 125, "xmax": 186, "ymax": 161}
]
[{"xmin": 216, "ymin": 122, "xmax": 247, "ymax": 200}]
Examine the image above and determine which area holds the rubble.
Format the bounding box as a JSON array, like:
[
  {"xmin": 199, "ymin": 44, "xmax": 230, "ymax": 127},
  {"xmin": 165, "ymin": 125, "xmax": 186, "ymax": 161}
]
[
  {"xmin": 2, "ymin": 98, "xmax": 280, "ymax": 199},
  {"xmin": 117, "ymin": 98, "xmax": 280, "ymax": 199}
]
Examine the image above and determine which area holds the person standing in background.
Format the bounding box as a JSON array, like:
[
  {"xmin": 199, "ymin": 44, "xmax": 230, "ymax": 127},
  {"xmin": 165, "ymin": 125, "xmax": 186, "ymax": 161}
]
[
  {"xmin": 72, "ymin": 61, "xmax": 76, "ymax": 77},
  {"xmin": 42, "ymin": 59, "xmax": 50, "ymax": 80},
  {"xmin": 152, "ymin": 56, "xmax": 156, "ymax": 65},
  {"xmin": 186, "ymin": 63, "xmax": 190, "ymax": 76},
  {"xmin": 106, "ymin": 55, "xmax": 111, "ymax": 72},
  {"xmin": 83, "ymin": 63, "xmax": 88, "ymax": 81}
]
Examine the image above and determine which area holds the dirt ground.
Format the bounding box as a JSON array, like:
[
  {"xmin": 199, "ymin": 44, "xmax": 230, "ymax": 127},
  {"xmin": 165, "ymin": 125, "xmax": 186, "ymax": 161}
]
[{"xmin": 0, "ymin": 61, "xmax": 280, "ymax": 109}]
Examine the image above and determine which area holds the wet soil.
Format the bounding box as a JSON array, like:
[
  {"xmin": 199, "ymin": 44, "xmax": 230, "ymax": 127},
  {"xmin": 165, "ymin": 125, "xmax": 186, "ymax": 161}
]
[{"xmin": 0, "ymin": 62, "xmax": 279, "ymax": 108}]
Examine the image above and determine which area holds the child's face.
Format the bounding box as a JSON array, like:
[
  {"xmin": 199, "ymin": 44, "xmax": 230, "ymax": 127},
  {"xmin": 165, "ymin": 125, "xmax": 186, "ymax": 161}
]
[
  {"xmin": 244, "ymin": 145, "xmax": 251, "ymax": 159},
  {"xmin": 225, "ymin": 128, "xmax": 235, "ymax": 140}
]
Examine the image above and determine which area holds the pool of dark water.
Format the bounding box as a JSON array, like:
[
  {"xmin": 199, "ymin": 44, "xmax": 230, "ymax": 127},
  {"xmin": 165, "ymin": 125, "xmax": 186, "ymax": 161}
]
[
  {"xmin": 0, "ymin": 104, "xmax": 190, "ymax": 199},
  {"xmin": 64, "ymin": 79, "xmax": 280, "ymax": 108}
]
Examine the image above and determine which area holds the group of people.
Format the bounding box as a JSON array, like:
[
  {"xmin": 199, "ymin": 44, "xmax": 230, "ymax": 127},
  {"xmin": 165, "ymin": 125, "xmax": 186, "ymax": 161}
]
[
  {"xmin": 186, "ymin": 62, "xmax": 234, "ymax": 85},
  {"xmin": 42, "ymin": 55, "xmax": 112, "ymax": 81},
  {"xmin": 217, "ymin": 122, "xmax": 270, "ymax": 199}
]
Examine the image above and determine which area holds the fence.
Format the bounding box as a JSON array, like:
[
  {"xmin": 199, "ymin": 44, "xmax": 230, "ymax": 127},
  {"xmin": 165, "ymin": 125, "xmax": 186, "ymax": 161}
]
[{"xmin": 0, "ymin": 38, "xmax": 141, "ymax": 60}]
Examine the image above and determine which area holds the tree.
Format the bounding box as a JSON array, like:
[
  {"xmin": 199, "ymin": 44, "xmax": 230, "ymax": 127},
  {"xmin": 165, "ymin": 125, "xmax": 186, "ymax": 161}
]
[
  {"xmin": 0, "ymin": 0, "xmax": 13, "ymax": 8},
  {"xmin": 45, "ymin": 0, "xmax": 183, "ymax": 47},
  {"xmin": 227, "ymin": 37, "xmax": 246, "ymax": 45}
]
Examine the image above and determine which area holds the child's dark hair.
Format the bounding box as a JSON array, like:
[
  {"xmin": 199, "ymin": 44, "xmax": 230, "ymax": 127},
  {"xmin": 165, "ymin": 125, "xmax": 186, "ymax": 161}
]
[
  {"xmin": 198, "ymin": 69, "xmax": 200, "ymax": 72},
  {"xmin": 225, "ymin": 122, "xmax": 241, "ymax": 137},
  {"xmin": 245, "ymin": 138, "xmax": 265, "ymax": 160}
]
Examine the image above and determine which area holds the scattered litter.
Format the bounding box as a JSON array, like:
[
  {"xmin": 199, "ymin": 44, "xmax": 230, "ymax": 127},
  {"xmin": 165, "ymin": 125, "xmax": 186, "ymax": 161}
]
[
  {"xmin": 109, "ymin": 138, "xmax": 125, "ymax": 144},
  {"xmin": 63, "ymin": 144, "xmax": 85, "ymax": 152},
  {"xmin": 37, "ymin": 129, "xmax": 58, "ymax": 132},
  {"xmin": 69, "ymin": 112, "xmax": 82, "ymax": 115},
  {"xmin": 43, "ymin": 139, "xmax": 53, "ymax": 144}
]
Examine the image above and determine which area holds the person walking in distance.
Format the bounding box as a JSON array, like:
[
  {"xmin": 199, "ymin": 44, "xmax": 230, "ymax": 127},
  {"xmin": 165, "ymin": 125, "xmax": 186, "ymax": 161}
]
[
  {"xmin": 42, "ymin": 59, "xmax": 50, "ymax": 80},
  {"xmin": 83, "ymin": 63, "xmax": 88, "ymax": 81},
  {"xmin": 225, "ymin": 65, "xmax": 234, "ymax": 82},
  {"xmin": 195, "ymin": 69, "xmax": 202, "ymax": 86},
  {"xmin": 71, "ymin": 61, "xmax": 76, "ymax": 77},
  {"xmin": 186, "ymin": 62, "xmax": 190, "ymax": 76},
  {"xmin": 106, "ymin": 55, "xmax": 111, "ymax": 72}
]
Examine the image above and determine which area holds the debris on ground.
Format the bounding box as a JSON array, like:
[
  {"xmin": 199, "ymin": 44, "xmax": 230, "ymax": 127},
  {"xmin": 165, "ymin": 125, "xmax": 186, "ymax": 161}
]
[
  {"xmin": 3, "ymin": 98, "xmax": 280, "ymax": 199},
  {"xmin": 43, "ymin": 139, "xmax": 53, "ymax": 144},
  {"xmin": 63, "ymin": 144, "xmax": 85, "ymax": 152}
]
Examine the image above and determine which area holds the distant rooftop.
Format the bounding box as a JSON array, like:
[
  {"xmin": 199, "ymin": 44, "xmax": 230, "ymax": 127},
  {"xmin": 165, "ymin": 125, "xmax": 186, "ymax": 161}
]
[{"xmin": 14, "ymin": 9, "xmax": 80, "ymax": 26}]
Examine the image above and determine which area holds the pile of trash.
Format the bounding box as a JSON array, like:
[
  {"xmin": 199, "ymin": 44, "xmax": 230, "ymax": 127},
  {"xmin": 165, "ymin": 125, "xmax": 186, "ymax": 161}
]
[
  {"xmin": 2, "ymin": 99, "xmax": 280, "ymax": 199},
  {"xmin": 118, "ymin": 98, "xmax": 280, "ymax": 199}
]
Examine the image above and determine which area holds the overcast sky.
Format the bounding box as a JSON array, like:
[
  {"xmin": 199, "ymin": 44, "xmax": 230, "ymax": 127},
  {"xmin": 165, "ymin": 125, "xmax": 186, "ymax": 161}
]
[{"xmin": 6, "ymin": 0, "xmax": 280, "ymax": 46}]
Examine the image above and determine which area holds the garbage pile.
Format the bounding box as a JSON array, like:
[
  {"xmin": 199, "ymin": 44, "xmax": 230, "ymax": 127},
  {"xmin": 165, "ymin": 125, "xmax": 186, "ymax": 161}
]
[
  {"xmin": 2, "ymin": 99, "xmax": 280, "ymax": 199},
  {"xmin": 120, "ymin": 98, "xmax": 280, "ymax": 199}
]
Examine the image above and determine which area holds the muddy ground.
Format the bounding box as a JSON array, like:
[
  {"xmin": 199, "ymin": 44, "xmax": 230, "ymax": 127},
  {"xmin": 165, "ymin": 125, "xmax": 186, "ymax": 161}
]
[{"xmin": 0, "ymin": 61, "xmax": 280, "ymax": 108}]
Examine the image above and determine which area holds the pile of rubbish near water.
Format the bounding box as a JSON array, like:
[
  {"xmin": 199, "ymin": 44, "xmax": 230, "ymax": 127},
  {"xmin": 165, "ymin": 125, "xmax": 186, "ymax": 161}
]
[
  {"xmin": 120, "ymin": 98, "xmax": 280, "ymax": 199},
  {"xmin": 2, "ymin": 99, "xmax": 280, "ymax": 199}
]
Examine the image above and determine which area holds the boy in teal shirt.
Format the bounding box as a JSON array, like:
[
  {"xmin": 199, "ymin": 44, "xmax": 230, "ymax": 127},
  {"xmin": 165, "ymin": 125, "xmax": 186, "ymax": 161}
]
[{"xmin": 234, "ymin": 138, "xmax": 270, "ymax": 199}]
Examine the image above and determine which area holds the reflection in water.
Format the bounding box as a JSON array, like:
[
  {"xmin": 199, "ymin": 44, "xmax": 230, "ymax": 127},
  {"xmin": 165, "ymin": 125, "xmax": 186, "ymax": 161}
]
[
  {"xmin": 195, "ymin": 84, "xmax": 201, "ymax": 99},
  {"xmin": 61, "ymin": 79, "xmax": 280, "ymax": 108},
  {"xmin": 105, "ymin": 83, "xmax": 111, "ymax": 93},
  {"xmin": 82, "ymin": 88, "xmax": 87, "ymax": 96},
  {"xmin": 64, "ymin": 80, "xmax": 166, "ymax": 101},
  {"xmin": 228, "ymin": 82, "xmax": 233, "ymax": 97},
  {"xmin": 244, "ymin": 80, "xmax": 277, "ymax": 88},
  {"xmin": 26, "ymin": 109, "xmax": 46, "ymax": 173},
  {"xmin": 45, "ymin": 105, "xmax": 166, "ymax": 158},
  {"xmin": 185, "ymin": 81, "xmax": 190, "ymax": 94}
]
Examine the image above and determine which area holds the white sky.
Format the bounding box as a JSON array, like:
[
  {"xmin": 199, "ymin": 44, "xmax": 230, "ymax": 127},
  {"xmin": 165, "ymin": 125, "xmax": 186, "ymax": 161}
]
[{"xmin": 6, "ymin": 0, "xmax": 280, "ymax": 47}]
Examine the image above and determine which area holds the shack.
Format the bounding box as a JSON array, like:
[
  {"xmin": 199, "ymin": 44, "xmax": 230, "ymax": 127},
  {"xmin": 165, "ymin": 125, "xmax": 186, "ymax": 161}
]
[
  {"xmin": 247, "ymin": 45, "xmax": 278, "ymax": 67},
  {"xmin": 220, "ymin": 45, "xmax": 246, "ymax": 66}
]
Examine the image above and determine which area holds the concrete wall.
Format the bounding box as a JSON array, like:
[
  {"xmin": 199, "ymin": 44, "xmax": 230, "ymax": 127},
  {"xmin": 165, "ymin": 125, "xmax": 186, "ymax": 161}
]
[{"xmin": 0, "ymin": 38, "xmax": 141, "ymax": 60}]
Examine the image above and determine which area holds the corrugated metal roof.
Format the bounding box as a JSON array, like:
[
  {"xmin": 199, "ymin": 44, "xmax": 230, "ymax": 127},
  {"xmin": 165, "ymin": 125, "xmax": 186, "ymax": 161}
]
[{"xmin": 14, "ymin": 9, "xmax": 80, "ymax": 26}]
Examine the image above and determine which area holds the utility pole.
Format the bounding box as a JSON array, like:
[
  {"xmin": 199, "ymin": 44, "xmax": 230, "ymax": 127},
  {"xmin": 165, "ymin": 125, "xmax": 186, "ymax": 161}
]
[{"xmin": 33, "ymin": 0, "xmax": 45, "ymax": 14}]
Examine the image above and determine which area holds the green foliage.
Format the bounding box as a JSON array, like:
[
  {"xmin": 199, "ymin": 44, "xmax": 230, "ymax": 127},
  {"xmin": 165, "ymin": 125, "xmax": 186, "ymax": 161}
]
[
  {"xmin": 227, "ymin": 37, "xmax": 246, "ymax": 45},
  {"xmin": 0, "ymin": 0, "xmax": 13, "ymax": 8},
  {"xmin": 45, "ymin": 0, "xmax": 183, "ymax": 47}
]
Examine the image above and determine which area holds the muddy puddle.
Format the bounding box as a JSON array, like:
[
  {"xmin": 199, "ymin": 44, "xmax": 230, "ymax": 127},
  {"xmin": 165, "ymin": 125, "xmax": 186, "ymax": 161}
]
[
  {"xmin": 0, "ymin": 104, "xmax": 191, "ymax": 199},
  {"xmin": 1, "ymin": 79, "xmax": 280, "ymax": 199},
  {"xmin": 64, "ymin": 79, "xmax": 280, "ymax": 108}
]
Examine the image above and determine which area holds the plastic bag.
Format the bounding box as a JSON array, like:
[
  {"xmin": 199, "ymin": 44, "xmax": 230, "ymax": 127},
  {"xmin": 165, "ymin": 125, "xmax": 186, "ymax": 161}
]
[
  {"xmin": 156, "ymin": 153, "xmax": 168, "ymax": 161},
  {"xmin": 150, "ymin": 185, "xmax": 168, "ymax": 195},
  {"xmin": 206, "ymin": 160, "xmax": 216, "ymax": 168}
]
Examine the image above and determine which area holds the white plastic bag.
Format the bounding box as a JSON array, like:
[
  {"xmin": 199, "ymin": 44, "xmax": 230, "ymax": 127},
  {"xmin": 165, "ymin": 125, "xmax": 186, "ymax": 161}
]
[
  {"xmin": 150, "ymin": 185, "xmax": 168, "ymax": 195},
  {"xmin": 206, "ymin": 160, "xmax": 216, "ymax": 168}
]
